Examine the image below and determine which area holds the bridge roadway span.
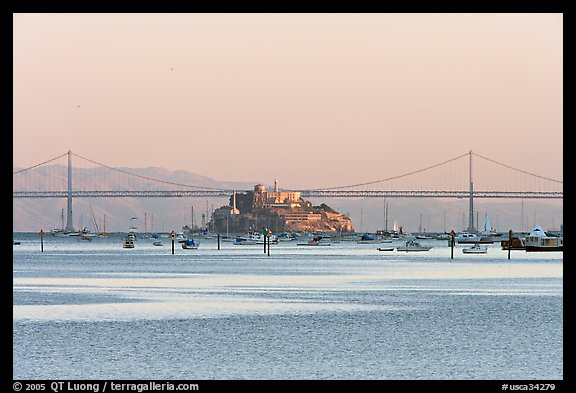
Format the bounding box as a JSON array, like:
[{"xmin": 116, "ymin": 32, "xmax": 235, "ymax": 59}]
[{"xmin": 13, "ymin": 190, "xmax": 563, "ymax": 199}]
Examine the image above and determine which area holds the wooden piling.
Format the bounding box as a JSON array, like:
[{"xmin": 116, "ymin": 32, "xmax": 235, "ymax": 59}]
[
  {"xmin": 39, "ymin": 229, "xmax": 44, "ymax": 252},
  {"xmin": 170, "ymin": 230, "xmax": 176, "ymax": 255},
  {"xmin": 450, "ymin": 229, "xmax": 455, "ymax": 259},
  {"xmin": 508, "ymin": 229, "xmax": 512, "ymax": 260}
]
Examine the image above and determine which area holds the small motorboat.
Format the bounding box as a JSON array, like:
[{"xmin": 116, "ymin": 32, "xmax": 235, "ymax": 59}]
[
  {"xmin": 456, "ymin": 232, "xmax": 482, "ymax": 244},
  {"xmin": 396, "ymin": 240, "xmax": 432, "ymax": 252},
  {"xmin": 233, "ymin": 237, "xmax": 257, "ymax": 245},
  {"xmin": 462, "ymin": 243, "xmax": 488, "ymax": 254},
  {"xmin": 181, "ymin": 239, "xmax": 200, "ymax": 249},
  {"xmin": 357, "ymin": 233, "xmax": 379, "ymax": 244},
  {"xmin": 122, "ymin": 237, "xmax": 135, "ymax": 249},
  {"xmin": 377, "ymin": 247, "xmax": 395, "ymax": 251}
]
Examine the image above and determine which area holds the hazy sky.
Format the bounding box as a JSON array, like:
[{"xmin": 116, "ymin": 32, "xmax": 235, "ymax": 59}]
[{"xmin": 13, "ymin": 13, "xmax": 563, "ymax": 190}]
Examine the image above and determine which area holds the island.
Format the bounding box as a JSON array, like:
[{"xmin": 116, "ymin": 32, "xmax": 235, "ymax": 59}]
[{"xmin": 209, "ymin": 180, "xmax": 355, "ymax": 234}]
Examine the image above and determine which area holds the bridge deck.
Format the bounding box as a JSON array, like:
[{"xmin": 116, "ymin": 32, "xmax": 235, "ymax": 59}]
[{"xmin": 12, "ymin": 190, "xmax": 563, "ymax": 199}]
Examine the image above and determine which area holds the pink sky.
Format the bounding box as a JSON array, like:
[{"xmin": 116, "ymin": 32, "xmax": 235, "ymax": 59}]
[{"xmin": 13, "ymin": 13, "xmax": 563, "ymax": 190}]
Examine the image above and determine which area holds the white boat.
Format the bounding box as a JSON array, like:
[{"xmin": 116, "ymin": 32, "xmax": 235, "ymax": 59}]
[
  {"xmin": 233, "ymin": 236, "xmax": 257, "ymax": 245},
  {"xmin": 377, "ymin": 246, "xmax": 395, "ymax": 251},
  {"xmin": 248, "ymin": 232, "xmax": 278, "ymax": 244},
  {"xmin": 456, "ymin": 232, "xmax": 482, "ymax": 244},
  {"xmin": 478, "ymin": 213, "xmax": 497, "ymax": 243},
  {"xmin": 181, "ymin": 239, "xmax": 200, "ymax": 249},
  {"xmin": 122, "ymin": 237, "xmax": 135, "ymax": 248},
  {"xmin": 150, "ymin": 234, "xmax": 163, "ymax": 246},
  {"xmin": 276, "ymin": 232, "xmax": 296, "ymax": 242},
  {"xmin": 524, "ymin": 224, "xmax": 563, "ymax": 252},
  {"xmin": 435, "ymin": 233, "xmax": 451, "ymax": 240},
  {"xmin": 396, "ymin": 240, "xmax": 432, "ymax": 252},
  {"xmin": 462, "ymin": 243, "xmax": 488, "ymax": 254}
]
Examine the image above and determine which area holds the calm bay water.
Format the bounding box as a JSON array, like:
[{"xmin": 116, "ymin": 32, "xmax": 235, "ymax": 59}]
[{"xmin": 13, "ymin": 233, "xmax": 563, "ymax": 380}]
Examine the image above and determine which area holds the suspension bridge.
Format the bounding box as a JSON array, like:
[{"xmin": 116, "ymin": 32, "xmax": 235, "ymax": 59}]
[{"xmin": 13, "ymin": 150, "xmax": 562, "ymax": 232}]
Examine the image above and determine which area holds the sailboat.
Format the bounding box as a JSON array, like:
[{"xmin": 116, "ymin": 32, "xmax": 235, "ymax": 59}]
[
  {"xmin": 98, "ymin": 214, "xmax": 111, "ymax": 237},
  {"xmin": 51, "ymin": 209, "xmax": 67, "ymax": 236},
  {"xmin": 392, "ymin": 220, "xmax": 401, "ymax": 238},
  {"xmin": 479, "ymin": 213, "xmax": 499, "ymax": 243}
]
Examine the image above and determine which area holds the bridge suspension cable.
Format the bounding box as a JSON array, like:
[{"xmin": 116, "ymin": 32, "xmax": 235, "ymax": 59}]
[
  {"xmin": 70, "ymin": 152, "xmax": 234, "ymax": 191},
  {"xmin": 472, "ymin": 152, "xmax": 562, "ymax": 184},
  {"xmin": 309, "ymin": 152, "xmax": 469, "ymax": 191},
  {"xmin": 12, "ymin": 152, "xmax": 68, "ymax": 175}
]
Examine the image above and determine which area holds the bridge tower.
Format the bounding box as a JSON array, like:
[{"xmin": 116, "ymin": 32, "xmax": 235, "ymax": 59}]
[
  {"xmin": 467, "ymin": 150, "xmax": 475, "ymax": 233},
  {"xmin": 65, "ymin": 150, "xmax": 74, "ymax": 232}
]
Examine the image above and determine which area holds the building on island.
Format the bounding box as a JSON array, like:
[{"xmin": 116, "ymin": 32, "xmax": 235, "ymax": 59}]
[{"xmin": 210, "ymin": 180, "xmax": 354, "ymax": 234}]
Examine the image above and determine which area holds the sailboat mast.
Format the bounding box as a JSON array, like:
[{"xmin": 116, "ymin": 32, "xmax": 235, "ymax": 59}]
[
  {"xmin": 467, "ymin": 150, "xmax": 475, "ymax": 232},
  {"xmin": 65, "ymin": 150, "xmax": 74, "ymax": 232},
  {"xmin": 385, "ymin": 200, "xmax": 388, "ymax": 232},
  {"xmin": 89, "ymin": 204, "xmax": 99, "ymax": 233},
  {"xmin": 419, "ymin": 213, "xmax": 423, "ymax": 233}
]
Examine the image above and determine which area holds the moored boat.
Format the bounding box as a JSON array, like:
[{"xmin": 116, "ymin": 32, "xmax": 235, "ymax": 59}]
[
  {"xmin": 501, "ymin": 238, "xmax": 526, "ymax": 250},
  {"xmin": 462, "ymin": 243, "xmax": 488, "ymax": 254},
  {"xmin": 249, "ymin": 232, "xmax": 278, "ymax": 245},
  {"xmin": 524, "ymin": 224, "xmax": 563, "ymax": 252},
  {"xmin": 456, "ymin": 232, "xmax": 482, "ymax": 244},
  {"xmin": 396, "ymin": 240, "xmax": 432, "ymax": 252},
  {"xmin": 181, "ymin": 239, "xmax": 200, "ymax": 249},
  {"xmin": 233, "ymin": 236, "xmax": 257, "ymax": 245},
  {"xmin": 357, "ymin": 233, "xmax": 379, "ymax": 244},
  {"xmin": 122, "ymin": 237, "xmax": 135, "ymax": 248}
]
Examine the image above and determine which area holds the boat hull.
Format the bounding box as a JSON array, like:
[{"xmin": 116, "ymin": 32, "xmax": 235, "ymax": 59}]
[
  {"xmin": 462, "ymin": 249, "xmax": 487, "ymax": 254},
  {"xmin": 525, "ymin": 246, "xmax": 563, "ymax": 252}
]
